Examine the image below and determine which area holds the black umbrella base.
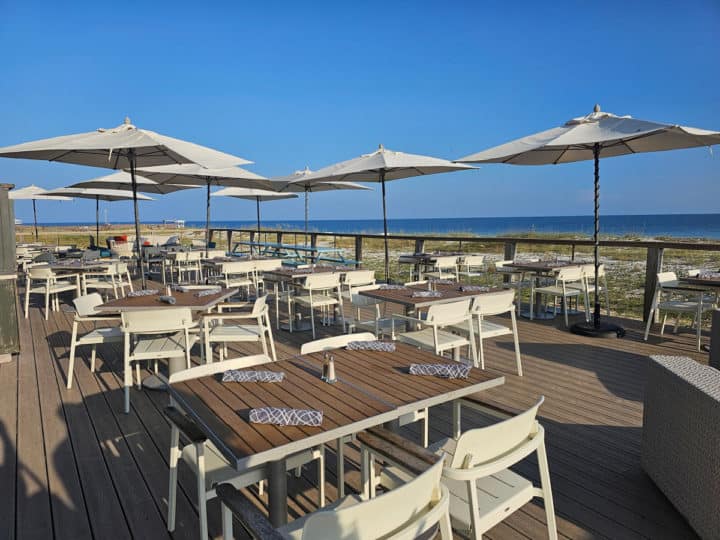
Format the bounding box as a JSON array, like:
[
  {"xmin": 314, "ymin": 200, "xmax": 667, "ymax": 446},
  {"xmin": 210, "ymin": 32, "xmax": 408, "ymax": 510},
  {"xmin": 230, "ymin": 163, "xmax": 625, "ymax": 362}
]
[{"xmin": 570, "ymin": 321, "xmax": 626, "ymax": 339}]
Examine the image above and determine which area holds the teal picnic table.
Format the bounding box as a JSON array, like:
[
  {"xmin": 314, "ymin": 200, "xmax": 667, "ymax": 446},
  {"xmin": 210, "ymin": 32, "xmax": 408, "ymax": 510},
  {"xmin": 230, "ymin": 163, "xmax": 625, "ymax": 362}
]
[{"xmin": 232, "ymin": 241, "xmax": 359, "ymax": 266}]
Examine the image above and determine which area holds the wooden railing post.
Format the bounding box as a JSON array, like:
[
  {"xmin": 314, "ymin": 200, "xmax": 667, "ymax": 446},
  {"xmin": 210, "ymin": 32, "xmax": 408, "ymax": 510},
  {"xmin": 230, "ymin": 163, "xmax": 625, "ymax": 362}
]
[
  {"xmin": 226, "ymin": 230, "xmax": 233, "ymax": 252},
  {"xmin": 355, "ymin": 235, "xmax": 363, "ymax": 268},
  {"xmin": 643, "ymin": 247, "xmax": 664, "ymax": 323},
  {"xmin": 504, "ymin": 241, "xmax": 517, "ymax": 260},
  {"xmin": 249, "ymin": 231, "xmax": 256, "ymax": 245},
  {"xmin": 276, "ymin": 232, "xmax": 283, "ymax": 245},
  {"xmin": 414, "ymin": 239, "xmax": 425, "ymax": 254},
  {"xmin": 571, "ymin": 244, "xmax": 576, "ymax": 261},
  {"xmin": 0, "ymin": 183, "xmax": 19, "ymax": 360}
]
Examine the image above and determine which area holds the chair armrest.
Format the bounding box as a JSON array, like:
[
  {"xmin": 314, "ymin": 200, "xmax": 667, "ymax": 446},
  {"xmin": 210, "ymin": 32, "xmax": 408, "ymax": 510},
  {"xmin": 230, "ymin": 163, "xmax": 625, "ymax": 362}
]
[
  {"xmin": 164, "ymin": 406, "xmax": 207, "ymax": 444},
  {"xmin": 215, "ymin": 483, "xmax": 283, "ymax": 540},
  {"xmin": 458, "ymin": 396, "xmax": 522, "ymax": 420},
  {"xmin": 76, "ymin": 315, "xmax": 122, "ymax": 322},
  {"xmin": 390, "ymin": 313, "xmax": 428, "ymax": 326},
  {"xmin": 217, "ymin": 301, "xmax": 252, "ymax": 311},
  {"xmin": 367, "ymin": 427, "xmax": 438, "ymax": 466},
  {"xmin": 357, "ymin": 428, "xmax": 441, "ymax": 476}
]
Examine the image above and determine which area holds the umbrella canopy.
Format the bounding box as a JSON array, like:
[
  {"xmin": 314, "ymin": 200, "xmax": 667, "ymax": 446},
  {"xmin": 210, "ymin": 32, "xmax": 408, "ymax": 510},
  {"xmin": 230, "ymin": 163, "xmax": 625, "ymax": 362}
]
[
  {"xmin": 9, "ymin": 185, "xmax": 72, "ymax": 240},
  {"xmin": 457, "ymin": 105, "xmax": 720, "ymax": 337},
  {"xmin": 0, "ymin": 117, "xmax": 251, "ymax": 287},
  {"xmin": 212, "ymin": 187, "xmax": 298, "ymax": 234},
  {"xmin": 45, "ymin": 187, "xmax": 152, "ymax": 247},
  {"xmin": 69, "ymin": 171, "xmax": 195, "ymax": 195},
  {"xmin": 276, "ymin": 167, "xmax": 372, "ymax": 242},
  {"xmin": 294, "ymin": 147, "xmax": 475, "ymax": 281},
  {"xmin": 134, "ymin": 163, "xmax": 273, "ymax": 251}
]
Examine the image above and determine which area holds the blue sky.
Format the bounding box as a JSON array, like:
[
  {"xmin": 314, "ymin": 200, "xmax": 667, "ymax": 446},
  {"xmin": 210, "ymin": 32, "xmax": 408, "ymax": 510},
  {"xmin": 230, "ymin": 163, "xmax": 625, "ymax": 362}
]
[{"xmin": 1, "ymin": 0, "xmax": 719, "ymax": 224}]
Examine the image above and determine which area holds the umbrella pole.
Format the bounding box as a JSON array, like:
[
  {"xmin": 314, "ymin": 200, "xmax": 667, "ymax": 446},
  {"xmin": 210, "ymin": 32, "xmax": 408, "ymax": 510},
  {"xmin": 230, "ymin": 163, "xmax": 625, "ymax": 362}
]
[
  {"xmin": 256, "ymin": 197, "xmax": 261, "ymax": 236},
  {"xmin": 32, "ymin": 199, "xmax": 38, "ymax": 241},
  {"xmin": 593, "ymin": 143, "xmax": 601, "ymax": 328},
  {"xmin": 128, "ymin": 150, "xmax": 146, "ymax": 288},
  {"xmin": 381, "ymin": 172, "xmax": 390, "ymax": 283},
  {"xmin": 95, "ymin": 196, "xmax": 100, "ymax": 248},
  {"xmin": 304, "ymin": 189, "xmax": 309, "ymax": 246},
  {"xmin": 205, "ymin": 179, "xmax": 211, "ymax": 257}
]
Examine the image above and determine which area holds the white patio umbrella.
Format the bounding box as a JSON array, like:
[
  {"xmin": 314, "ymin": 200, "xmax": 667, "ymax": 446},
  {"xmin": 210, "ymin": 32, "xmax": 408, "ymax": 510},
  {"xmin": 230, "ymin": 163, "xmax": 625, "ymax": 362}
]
[
  {"xmin": 0, "ymin": 117, "xmax": 249, "ymax": 287},
  {"xmin": 70, "ymin": 170, "xmax": 196, "ymax": 195},
  {"xmin": 457, "ymin": 104, "xmax": 720, "ymax": 338},
  {"xmin": 45, "ymin": 187, "xmax": 153, "ymax": 247},
  {"xmin": 294, "ymin": 146, "xmax": 475, "ymax": 281},
  {"xmin": 133, "ymin": 163, "xmax": 274, "ymax": 251},
  {"xmin": 9, "ymin": 185, "xmax": 72, "ymax": 240},
  {"xmin": 211, "ymin": 187, "xmax": 298, "ymax": 234},
  {"xmin": 275, "ymin": 167, "xmax": 372, "ymax": 244}
]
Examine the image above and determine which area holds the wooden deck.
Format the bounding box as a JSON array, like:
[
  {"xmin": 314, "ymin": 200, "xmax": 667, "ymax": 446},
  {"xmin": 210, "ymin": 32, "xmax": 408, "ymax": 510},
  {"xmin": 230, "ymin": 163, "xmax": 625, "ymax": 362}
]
[{"xmin": 1, "ymin": 283, "xmax": 704, "ymax": 539}]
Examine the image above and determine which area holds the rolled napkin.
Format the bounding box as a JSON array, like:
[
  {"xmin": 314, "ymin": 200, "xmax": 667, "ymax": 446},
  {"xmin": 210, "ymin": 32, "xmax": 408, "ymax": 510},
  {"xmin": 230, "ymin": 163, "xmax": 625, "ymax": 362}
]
[
  {"xmin": 249, "ymin": 407, "xmax": 323, "ymax": 427},
  {"xmin": 346, "ymin": 340, "xmax": 396, "ymax": 352},
  {"xmin": 159, "ymin": 295, "xmax": 177, "ymax": 304},
  {"xmin": 409, "ymin": 363, "xmax": 471, "ymax": 379},
  {"xmin": 222, "ymin": 370, "xmax": 285, "ymax": 383},
  {"xmin": 379, "ymin": 284, "xmax": 407, "ymax": 290},
  {"xmin": 411, "ymin": 290, "xmax": 442, "ymax": 298},
  {"xmin": 459, "ymin": 285, "xmax": 491, "ymax": 292},
  {"xmin": 195, "ymin": 287, "xmax": 222, "ymax": 297},
  {"xmin": 698, "ymin": 271, "xmax": 720, "ymax": 279},
  {"xmin": 127, "ymin": 289, "xmax": 159, "ymax": 297}
]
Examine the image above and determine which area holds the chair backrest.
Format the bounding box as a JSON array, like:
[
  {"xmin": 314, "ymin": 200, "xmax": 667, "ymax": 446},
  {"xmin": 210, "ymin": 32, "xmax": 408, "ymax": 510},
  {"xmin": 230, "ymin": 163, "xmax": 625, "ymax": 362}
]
[
  {"xmin": 168, "ymin": 354, "xmax": 272, "ymax": 384},
  {"xmin": 253, "ymin": 258, "xmax": 284, "ymax": 272},
  {"xmin": 556, "ymin": 266, "xmax": 584, "ymax": 283},
  {"xmin": 343, "ymin": 269, "xmax": 376, "ymax": 287},
  {"xmin": 460, "ymin": 254, "xmax": 484, "ymax": 267},
  {"xmin": 303, "ymin": 272, "xmax": 341, "ymax": 291},
  {"xmin": 425, "ymin": 298, "xmax": 472, "ymax": 327},
  {"xmin": 250, "ymin": 294, "xmax": 270, "ymax": 317},
  {"xmin": 471, "ymin": 290, "xmax": 515, "ymax": 317},
  {"xmin": 185, "ymin": 251, "xmax": 203, "ymax": 262},
  {"xmin": 301, "ymin": 458, "xmax": 445, "ymax": 539},
  {"xmin": 28, "ymin": 266, "xmax": 54, "ymax": 279},
  {"xmin": 121, "ymin": 308, "xmax": 194, "ymax": 334},
  {"xmin": 300, "ymin": 332, "xmax": 376, "ymax": 354},
  {"xmin": 222, "ymin": 260, "xmax": 255, "ymax": 275},
  {"xmin": 206, "ymin": 249, "xmax": 226, "ymax": 259},
  {"xmin": 433, "ymin": 255, "xmax": 458, "ymax": 269},
  {"xmin": 657, "ymin": 271, "xmax": 678, "ymax": 288},
  {"xmin": 73, "ymin": 293, "xmax": 104, "ymax": 317},
  {"xmin": 449, "ymin": 397, "xmax": 544, "ymax": 469}
]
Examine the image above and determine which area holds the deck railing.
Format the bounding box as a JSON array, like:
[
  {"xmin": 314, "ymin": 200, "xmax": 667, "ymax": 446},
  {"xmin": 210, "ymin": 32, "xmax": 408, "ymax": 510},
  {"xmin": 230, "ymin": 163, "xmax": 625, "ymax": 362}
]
[{"xmin": 209, "ymin": 227, "xmax": 720, "ymax": 323}]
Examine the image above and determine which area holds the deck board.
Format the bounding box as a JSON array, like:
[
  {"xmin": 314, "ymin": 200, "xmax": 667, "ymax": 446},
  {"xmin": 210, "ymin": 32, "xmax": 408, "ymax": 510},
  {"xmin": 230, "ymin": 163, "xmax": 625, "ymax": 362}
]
[{"xmin": 2, "ymin": 282, "xmax": 705, "ymax": 539}]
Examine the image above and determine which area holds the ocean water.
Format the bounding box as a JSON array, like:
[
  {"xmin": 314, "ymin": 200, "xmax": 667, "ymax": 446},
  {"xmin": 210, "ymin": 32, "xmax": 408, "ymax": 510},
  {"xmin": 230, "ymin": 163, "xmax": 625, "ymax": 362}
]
[{"xmin": 37, "ymin": 214, "xmax": 720, "ymax": 240}]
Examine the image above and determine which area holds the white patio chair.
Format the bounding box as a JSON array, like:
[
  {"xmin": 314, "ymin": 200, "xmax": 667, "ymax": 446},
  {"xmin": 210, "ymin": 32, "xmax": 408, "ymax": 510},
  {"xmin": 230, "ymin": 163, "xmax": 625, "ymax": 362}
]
[
  {"xmin": 532, "ymin": 266, "xmax": 587, "ymax": 327},
  {"xmin": 82, "ymin": 262, "xmax": 134, "ymax": 299},
  {"xmin": 345, "ymin": 288, "xmax": 400, "ymax": 338},
  {"xmin": 371, "ymin": 397, "xmax": 557, "ymax": 540},
  {"xmin": 643, "ymin": 271, "xmax": 714, "ymax": 351},
  {"xmin": 165, "ymin": 356, "xmax": 325, "ymax": 540},
  {"xmin": 180, "ymin": 251, "xmax": 204, "ymax": 283},
  {"xmin": 121, "ymin": 308, "xmax": 198, "ymax": 413},
  {"xmin": 66, "ymin": 293, "xmax": 123, "ymax": 389},
  {"xmin": 457, "ymin": 254, "xmax": 486, "ymax": 282},
  {"xmin": 449, "ymin": 290, "xmax": 523, "ymax": 375},
  {"xmin": 252, "ymin": 258, "xmax": 284, "ymax": 296},
  {"xmin": 215, "ymin": 260, "xmax": 255, "ymax": 298},
  {"xmin": 396, "ymin": 298, "xmax": 477, "ymax": 365},
  {"xmin": 494, "ymin": 259, "xmax": 537, "ymax": 313},
  {"xmin": 215, "ymin": 455, "xmax": 451, "ymax": 540},
  {"xmin": 567, "ymin": 263, "xmax": 611, "ymax": 316},
  {"xmin": 201, "ymin": 295, "xmax": 277, "ymax": 363},
  {"xmin": 289, "ymin": 273, "xmax": 345, "ymax": 339},
  {"xmin": 341, "ymin": 269, "xmax": 376, "ymax": 300},
  {"xmin": 24, "ymin": 265, "xmax": 81, "ymax": 320},
  {"xmin": 423, "ymin": 255, "xmax": 459, "ymax": 281}
]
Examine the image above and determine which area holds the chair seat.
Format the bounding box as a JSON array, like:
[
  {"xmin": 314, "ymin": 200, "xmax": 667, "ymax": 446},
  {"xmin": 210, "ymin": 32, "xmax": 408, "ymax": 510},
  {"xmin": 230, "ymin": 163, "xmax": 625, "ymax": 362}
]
[
  {"xmin": 76, "ymin": 326, "xmax": 124, "ymax": 346},
  {"xmin": 534, "ymin": 285, "xmax": 582, "ymax": 297},
  {"xmin": 225, "ymin": 278, "xmax": 253, "ymax": 287},
  {"xmin": 657, "ymin": 300, "xmax": 713, "ymax": 314},
  {"xmin": 129, "ymin": 331, "xmax": 198, "ymax": 360},
  {"xmin": 207, "ymin": 324, "xmax": 262, "ymax": 342},
  {"xmin": 292, "ymin": 295, "xmax": 339, "ymax": 308},
  {"xmin": 449, "ymin": 319, "xmax": 511, "ymax": 339},
  {"xmin": 30, "ymin": 281, "xmax": 77, "ymax": 294},
  {"xmin": 428, "ymin": 437, "xmax": 535, "ymax": 534},
  {"xmin": 398, "ymin": 328, "xmax": 469, "ymax": 351}
]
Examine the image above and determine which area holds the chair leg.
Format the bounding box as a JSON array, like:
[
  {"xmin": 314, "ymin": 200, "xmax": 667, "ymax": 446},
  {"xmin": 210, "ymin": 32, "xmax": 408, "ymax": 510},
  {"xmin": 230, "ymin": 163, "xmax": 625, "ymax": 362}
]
[
  {"xmin": 660, "ymin": 314, "xmax": 668, "ymax": 336},
  {"xmin": 421, "ymin": 411, "xmax": 429, "ymax": 448},
  {"xmin": 439, "ymin": 510, "xmax": 453, "ymax": 540},
  {"xmin": 511, "ymin": 310, "xmax": 522, "ymax": 376},
  {"xmin": 45, "ymin": 289, "xmax": 50, "ymax": 320},
  {"xmin": 67, "ymin": 321, "xmax": 79, "ymax": 389},
  {"xmin": 24, "ymin": 283, "xmax": 30, "ymax": 318},
  {"xmin": 196, "ymin": 444, "xmax": 209, "ymax": 540},
  {"xmin": 90, "ymin": 346, "xmax": 97, "ymax": 373},
  {"xmin": 537, "ymin": 441, "xmax": 558, "ymax": 540},
  {"xmin": 167, "ymin": 425, "xmax": 180, "ymax": 532},
  {"xmin": 221, "ymin": 503, "xmax": 233, "ymax": 540},
  {"xmin": 318, "ymin": 445, "xmax": 326, "ymax": 508},
  {"xmin": 336, "ymin": 438, "xmax": 345, "ymax": 498},
  {"xmin": 310, "ymin": 305, "xmax": 316, "ymax": 339}
]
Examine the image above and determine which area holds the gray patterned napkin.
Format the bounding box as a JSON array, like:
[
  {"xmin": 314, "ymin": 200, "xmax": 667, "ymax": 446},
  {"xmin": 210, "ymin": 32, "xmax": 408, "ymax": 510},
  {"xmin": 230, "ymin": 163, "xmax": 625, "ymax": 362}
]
[
  {"xmin": 127, "ymin": 289, "xmax": 159, "ymax": 297},
  {"xmin": 249, "ymin": 407, "xmax": 323, "ymax": 426},
  {"xmin": 411, "ymin": 290, "xmax": 442, "ymax": 298},
  {"xmin": 195, "ymin": 287, "xmax": 222, "ymax": 297},
  {"xmin": 698, "ymin": 271, "xmax": 720, "ymax": 279},
  {"xmin": 346, "ymin": 340, "xmax": 396, "ymax": 352},
  {"xmin": 222, "ymin": 370, "xmax": 285, "ymax": 383},
  {"xmin": 159, "ymin": 295, "xmax": 177, "ymax": 304},
  {"xmin": 409, "ymin": 363, "xmax": 471, "ymax": 379},
  {"xmin": 379, "ymin": 284, "xmax": 407, "ymax": 290},
  {"xmin": 429, "ymin": 279, "xmax": 455, "ymax": 285},
  {"xmin": 459, "ymin": 285, "xmax": 491, "ymax": 292}
]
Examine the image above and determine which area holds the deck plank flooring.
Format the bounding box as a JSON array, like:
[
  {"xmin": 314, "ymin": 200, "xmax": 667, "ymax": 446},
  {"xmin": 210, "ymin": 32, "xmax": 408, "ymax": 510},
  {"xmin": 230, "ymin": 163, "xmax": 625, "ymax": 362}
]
[{"xmin": 2, "ymin": 282, "xmax": 705, "ymax": 539}]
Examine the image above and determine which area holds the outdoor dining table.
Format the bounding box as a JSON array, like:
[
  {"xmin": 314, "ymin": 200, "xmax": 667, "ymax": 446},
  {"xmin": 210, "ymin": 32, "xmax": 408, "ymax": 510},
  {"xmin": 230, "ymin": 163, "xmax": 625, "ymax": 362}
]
[
  {"xmin": 503, "ymin": 261, "xmax": 581, "ymax": 320},
  {"xmin": 233, "ymin": 240, "xmax": 352, "ymax": 265},
  {"xmin": 166, "ymin": 342, "xmax": 504, "ymax": 527},
  {"xmin": 359, "ymin": 282, "xmax": 504, "ymax": 316},
  {"xmin": 398, "ymin": 252, "xmax": 463, "ymax": 281}
]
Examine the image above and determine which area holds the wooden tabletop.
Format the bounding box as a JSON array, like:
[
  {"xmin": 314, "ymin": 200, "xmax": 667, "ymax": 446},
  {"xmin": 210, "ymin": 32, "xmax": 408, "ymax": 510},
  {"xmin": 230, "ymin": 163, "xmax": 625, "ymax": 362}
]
[
  {"xmin": 96, "ymin": 287, "xmax": 238, "ymax": 312},
  {"xmin": 169, "ymin": 343, "xmax": 503, "ymax": 470},
  {"xmin": 399, "ymin": 252, "xmax": 463, "ymax": 264},
  {"xmin": 49, "ymin": 260, "xmax": 114, "ymax": 272},
  {"xmin": 504, "ymin": 261, "xmax": 578, "ymax": 273},
  {"xmin": 263, "ymin": 265, "xmax": 352, "ymax": 280},
  {"xmin": 360, "ymin": 283, "xmax": 504, "ymax": 309},
  {"xmin": 681, "ymin": 276, "xmax": 720, "ymax": 289}
]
